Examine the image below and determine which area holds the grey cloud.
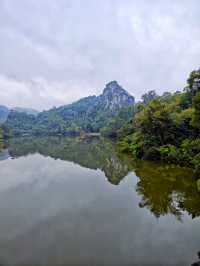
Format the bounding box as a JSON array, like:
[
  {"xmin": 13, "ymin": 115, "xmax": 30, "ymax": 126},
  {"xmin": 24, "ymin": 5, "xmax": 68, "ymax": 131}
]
[{"xmin": 0, "ymin": 0, "xmax": 199, "ymax": 109}]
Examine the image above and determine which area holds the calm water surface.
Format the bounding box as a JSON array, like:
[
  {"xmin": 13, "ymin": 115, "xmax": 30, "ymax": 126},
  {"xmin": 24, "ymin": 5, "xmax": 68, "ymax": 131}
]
[{"xmin": 0, "ymin": 137, "xmax": 199, "ymax": 266}]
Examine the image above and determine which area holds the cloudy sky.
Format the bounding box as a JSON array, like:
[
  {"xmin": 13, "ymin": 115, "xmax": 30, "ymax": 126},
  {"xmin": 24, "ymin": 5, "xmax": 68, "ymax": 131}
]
[{"xmin": 0, "ymin": 0, "xmax": 199, "ymax": 110}]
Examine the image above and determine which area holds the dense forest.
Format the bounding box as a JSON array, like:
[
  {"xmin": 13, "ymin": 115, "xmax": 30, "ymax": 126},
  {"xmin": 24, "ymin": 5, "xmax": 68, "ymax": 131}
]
[{"xmin": 117, "ymin": 68, "xmax": 200, "ymax": 173}]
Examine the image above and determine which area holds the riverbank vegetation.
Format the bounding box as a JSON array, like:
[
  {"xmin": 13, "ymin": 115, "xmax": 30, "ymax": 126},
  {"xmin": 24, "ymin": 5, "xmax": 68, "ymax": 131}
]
[{"xmin": 117, "ymin": 69, "xmax": 200, "ymax": 173}]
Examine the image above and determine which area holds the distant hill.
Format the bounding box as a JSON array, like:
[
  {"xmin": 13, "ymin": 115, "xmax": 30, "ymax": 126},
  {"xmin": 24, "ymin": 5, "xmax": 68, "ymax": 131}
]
[
  {"xmin": 5, "ymin": 81, "xmax": 135, "ymax": 136},
  {"xmin": 12, "ymin": 107, "xmax": 39, "ymax": 116},
  {"xmin": 0, "ymin": 106, "xmax": 9, "ymax": 124},
  {"xmin": 0, "ymin": 106, "xmax": 38, "ymax": 125}
]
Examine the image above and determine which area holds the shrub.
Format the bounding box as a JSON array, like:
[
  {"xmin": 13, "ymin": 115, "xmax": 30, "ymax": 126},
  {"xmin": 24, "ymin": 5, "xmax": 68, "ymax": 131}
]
[{"xmin": 158, "ymin": 145, "xmax": 181, "ymax": 163}]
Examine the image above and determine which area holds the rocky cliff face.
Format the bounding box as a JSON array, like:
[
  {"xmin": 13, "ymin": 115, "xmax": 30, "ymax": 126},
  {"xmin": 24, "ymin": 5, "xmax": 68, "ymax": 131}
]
[{"xmin": 99, "ymin": 81, "xmax": 135, "ymax": 110}]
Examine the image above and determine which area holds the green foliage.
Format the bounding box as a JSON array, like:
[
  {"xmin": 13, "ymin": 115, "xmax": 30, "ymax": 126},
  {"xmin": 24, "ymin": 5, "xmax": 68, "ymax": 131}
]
[
  {"xmin": 133, "ymin": 99, "xmax": 182, "ymax": 147},
  {"xmin": 187, "ymin": 70, "xmax": 200, "ymax": 94},
  {"xmin": 116, "ymin": 119, "xmax": 134, "ymax": 139},
  {"xmin": 158, "ymin": 145, "xmax": 182, "ymax": 163},
  {"xmin": 118, "ymin": 132, "xmax": 145, "ymax": 158},
  {"xmin": 191, "ymin": 91, "xmax": 200, "ymax": 130},
  {"xmin": 192, "ymin": 153, "xmax": 200, "ymax": 172},
  {"xmin": 5, "ymin": 94, "xmax": 135, "ymax": 137},
  {"xmin": 101, "ymin": 106, "xmax": 135, "ymax": 137},
  {"xmin": 141, "ymin": 90, "xmax": 158, "ymax": 104},
  {"xmin": 5, "ymin": 111, "xmax": 36, "ymax": 136},
  {"xmin": 196, "ymin": 179, "xmax": 200, "ymax": 192},
  {"xmin": 183, "ymin": 69, "xmax": 200, "ymax": 106},
  {"xmin": 117, "ymin": 68, "xmax": 200, "ymax": 174}
]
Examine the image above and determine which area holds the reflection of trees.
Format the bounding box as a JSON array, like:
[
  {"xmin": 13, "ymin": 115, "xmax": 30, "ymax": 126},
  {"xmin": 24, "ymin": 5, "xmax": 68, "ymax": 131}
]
[
  {"xmin": 135, "ymin": 161, "xmax": 200, "ymax": 220},
  {"xmin": 180, "ymin": 192, "xmax": 200, "ymax": 219},
  {"xmin": 0, "ymin": 139, "xmax": 7, "ymax": 151},
  {"xmin": 6, "ymin": 137, "xmax": 200, "ymax": 219},
  {"xmin": 8, "ymin": 137, "xmax": 130, "ymax": 185}
]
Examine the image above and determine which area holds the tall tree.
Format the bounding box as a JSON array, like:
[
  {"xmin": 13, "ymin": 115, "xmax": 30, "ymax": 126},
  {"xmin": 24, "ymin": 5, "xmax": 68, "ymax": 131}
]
[
  {"xmin": 191, "ymin": 91, "xmax": 200, "ymax": 130},
  {"xmin": 141, "ymin": 90, "xmax": 158, "ymax": 104}
]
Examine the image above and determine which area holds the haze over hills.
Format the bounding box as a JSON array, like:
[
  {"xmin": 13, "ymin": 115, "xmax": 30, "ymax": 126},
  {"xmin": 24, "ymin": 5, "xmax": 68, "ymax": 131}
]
[
  {"xmin": 0, "ymin": 106, "xmax": 9, "ymax": 124},
  {"xmin": 12, "ymin": 107, "xmax": 39, "ymax": 116},
  {"xmin": 0, "ymin": 106, "xmax": 38, "ymax": 124},
  {"xmin": 4, "ymin": 81, "xmax": 135, "ymax": 136}
]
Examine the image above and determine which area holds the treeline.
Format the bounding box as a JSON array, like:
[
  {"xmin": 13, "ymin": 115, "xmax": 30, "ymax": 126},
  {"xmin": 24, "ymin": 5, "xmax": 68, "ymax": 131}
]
[
  {"xmin": 117, "ymin": 69, "xmax": 200, "ymax": 172},
  {"xmin": 5, "ymin": 96, "xmax": 134, "ymax": 137}
]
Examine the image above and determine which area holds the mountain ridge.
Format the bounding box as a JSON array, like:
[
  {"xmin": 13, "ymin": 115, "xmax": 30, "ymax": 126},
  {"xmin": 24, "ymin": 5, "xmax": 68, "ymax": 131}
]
[{"xmin": 5, "ymin": 81, "xmax": 135, "ymax": 136}]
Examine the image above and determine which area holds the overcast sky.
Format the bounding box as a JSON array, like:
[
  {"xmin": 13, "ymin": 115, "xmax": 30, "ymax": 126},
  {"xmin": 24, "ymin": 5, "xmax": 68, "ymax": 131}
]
[{"xmin": 0, "ymin": 0, "xmax": 199, "ymax": 110}]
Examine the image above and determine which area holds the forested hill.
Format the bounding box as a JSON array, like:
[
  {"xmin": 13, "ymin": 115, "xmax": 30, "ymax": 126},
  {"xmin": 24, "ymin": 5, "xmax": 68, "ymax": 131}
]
[
  {"xmin": 0, "ymin": 106, "xmax": 9, "ymax": 124},
  {"xmin": 0, "ymin": 106, "xmax": 38, "ymax": 124},
  {"xmin": 5, "ymin": 81, "xmax": 135, "ymax": 136}
]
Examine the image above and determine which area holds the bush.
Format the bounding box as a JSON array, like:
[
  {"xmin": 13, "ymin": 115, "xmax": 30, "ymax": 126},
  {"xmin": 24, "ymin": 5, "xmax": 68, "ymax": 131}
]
[
  {"xmin": 158, "ymin": 145, "xmax": 181, "ymax": 163},
  {"xmin": 192, "ymin": 153, "xmax": 200, "ymax": 173}
]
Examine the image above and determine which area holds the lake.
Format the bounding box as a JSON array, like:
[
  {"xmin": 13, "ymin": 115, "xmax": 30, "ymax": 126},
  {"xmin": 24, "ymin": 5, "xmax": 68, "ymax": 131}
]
[{"xmin": 0, "ymin": 137, "xmax": 199, "ymax": 266}]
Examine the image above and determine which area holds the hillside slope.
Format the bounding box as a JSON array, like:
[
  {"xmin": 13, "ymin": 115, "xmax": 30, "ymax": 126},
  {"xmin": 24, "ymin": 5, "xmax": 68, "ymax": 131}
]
[
  {"xmin": 5, "ymin": 81, "xmax": 135, "ymax": 136},
  {"xmin": 0, "ymin": 106, "xmax": 9, "ymax": 124}
]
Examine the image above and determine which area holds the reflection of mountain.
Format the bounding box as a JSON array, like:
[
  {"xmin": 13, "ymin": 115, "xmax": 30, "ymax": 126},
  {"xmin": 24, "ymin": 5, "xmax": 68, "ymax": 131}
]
[
  {"xmin": 8, "ymin": 137, "xmax": 130, "ymax": 185},
  {"xmin": 5, "ymin": 137, "xmax": 200, "ymax": 220},
  {"xmin": 135, "ymin": 161, "xmax": 199, "ymax": 220}
]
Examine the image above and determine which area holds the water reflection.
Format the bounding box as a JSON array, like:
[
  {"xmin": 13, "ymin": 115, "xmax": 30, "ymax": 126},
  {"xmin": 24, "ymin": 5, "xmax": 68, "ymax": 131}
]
[
  {"xmin": 134, "ymin": 161, "xmax": 200, "ymax": 220},
  {"xmin": 8, "ymin": 136, "xmax": 130, "ymax": 185},
  {"xmin": 0, "ymin": 137, "xmax": 199, "ymax": 266},
  {"xmin": 1, "ymin": 136, "xmax": 199, "ymax": 221}
]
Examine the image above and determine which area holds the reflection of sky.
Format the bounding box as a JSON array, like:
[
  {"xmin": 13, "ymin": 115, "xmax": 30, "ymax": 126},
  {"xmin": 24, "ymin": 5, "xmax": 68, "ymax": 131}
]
[{"xmin": 0, "ymin": 154, "xmax": 199, "ymax": 266}]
